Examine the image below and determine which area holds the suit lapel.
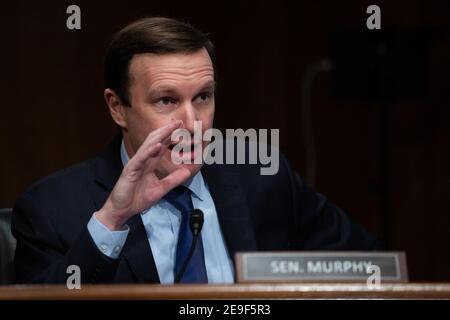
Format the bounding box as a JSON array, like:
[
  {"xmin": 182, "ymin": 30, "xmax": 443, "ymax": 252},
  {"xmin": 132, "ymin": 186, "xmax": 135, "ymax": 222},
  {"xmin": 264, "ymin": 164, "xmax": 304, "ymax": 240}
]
[
  {"xmin": 91, "ymin": 134, "xmax": 123, "ymax": 211},
  {"xmin": 121, "ymin": 215, "xmax": 160, "ymax": 283},
  {"xmin": 91, "ymin": 135, "xmax": 159, "ymax": 283},
  {"xmin": 202, "ymin": 164, "xmax": 257, "ymax": 263}
]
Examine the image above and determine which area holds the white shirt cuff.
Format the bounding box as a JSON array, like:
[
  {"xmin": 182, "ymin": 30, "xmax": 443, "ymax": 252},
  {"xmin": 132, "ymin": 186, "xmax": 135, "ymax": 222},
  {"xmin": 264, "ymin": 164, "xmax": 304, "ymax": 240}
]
[{"xmin": 87, "ymin": 212, "xmax": 129, "ymax": 259}]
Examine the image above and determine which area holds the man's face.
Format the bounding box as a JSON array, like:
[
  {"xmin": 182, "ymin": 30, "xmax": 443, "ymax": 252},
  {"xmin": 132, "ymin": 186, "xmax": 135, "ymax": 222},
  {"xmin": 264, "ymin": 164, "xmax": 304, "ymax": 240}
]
[{"xmin": 121, "ymin": 48, "xmax": 215, "ymax": 179}]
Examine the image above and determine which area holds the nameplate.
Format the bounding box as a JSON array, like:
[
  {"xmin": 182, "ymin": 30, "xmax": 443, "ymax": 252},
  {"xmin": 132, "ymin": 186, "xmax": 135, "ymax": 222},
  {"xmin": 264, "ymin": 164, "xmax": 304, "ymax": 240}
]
[{"xmin": 235, "ymin": 252, "xmax": 408, "ymax": 282}]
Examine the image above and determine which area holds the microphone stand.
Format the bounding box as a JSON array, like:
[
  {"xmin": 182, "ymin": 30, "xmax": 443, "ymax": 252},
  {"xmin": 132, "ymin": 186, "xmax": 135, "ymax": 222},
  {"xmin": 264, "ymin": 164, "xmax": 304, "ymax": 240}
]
[{"xmin": 174, "ymin": 209, "xmax": 204, "ymax": 283}]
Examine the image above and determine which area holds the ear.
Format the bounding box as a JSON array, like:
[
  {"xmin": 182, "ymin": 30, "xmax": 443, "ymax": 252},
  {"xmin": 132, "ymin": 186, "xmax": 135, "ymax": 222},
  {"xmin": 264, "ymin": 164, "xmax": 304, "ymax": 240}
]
[{"xmin": 104, "ymin": 88, "xmax": 128, "ymax": 129}]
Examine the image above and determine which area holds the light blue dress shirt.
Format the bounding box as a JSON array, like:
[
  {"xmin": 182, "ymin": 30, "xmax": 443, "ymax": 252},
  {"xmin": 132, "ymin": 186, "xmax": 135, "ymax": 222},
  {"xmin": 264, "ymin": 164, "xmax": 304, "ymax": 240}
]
[{"xmin": 87, "ymin": 141, "xmax": 234, "ymax": 284}]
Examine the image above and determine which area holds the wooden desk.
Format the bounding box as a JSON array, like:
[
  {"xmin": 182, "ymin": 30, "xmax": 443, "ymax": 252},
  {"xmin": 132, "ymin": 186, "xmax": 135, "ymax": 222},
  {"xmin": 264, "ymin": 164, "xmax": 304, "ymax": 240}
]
[{"xmin": 1, "ymin": 283, "xmax": 450, "ymax": 299}]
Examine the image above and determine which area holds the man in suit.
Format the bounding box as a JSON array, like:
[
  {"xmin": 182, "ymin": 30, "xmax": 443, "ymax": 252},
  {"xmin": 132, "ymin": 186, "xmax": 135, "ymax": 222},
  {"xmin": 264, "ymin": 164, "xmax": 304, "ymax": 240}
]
[{"xmin": 12, "ymin": 17, "xmax": 381, "ymax": 284}]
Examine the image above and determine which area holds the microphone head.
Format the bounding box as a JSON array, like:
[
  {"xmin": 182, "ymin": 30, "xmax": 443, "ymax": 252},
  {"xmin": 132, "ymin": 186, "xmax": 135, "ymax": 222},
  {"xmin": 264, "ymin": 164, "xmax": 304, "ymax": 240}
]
[{"xmin": 190, "ymin": 209, "xmax": 204, "ymax": 236}]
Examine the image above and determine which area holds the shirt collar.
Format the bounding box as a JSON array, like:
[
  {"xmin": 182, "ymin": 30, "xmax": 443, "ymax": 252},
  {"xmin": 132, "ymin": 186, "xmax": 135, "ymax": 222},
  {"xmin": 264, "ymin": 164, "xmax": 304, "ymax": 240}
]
[{"xmin": 120, "ymin": 140, "xmax": 205, "ymax": 201}]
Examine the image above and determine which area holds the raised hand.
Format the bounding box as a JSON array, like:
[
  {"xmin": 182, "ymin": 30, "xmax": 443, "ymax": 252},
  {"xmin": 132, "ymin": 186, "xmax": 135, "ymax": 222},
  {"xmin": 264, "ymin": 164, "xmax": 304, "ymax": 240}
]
[{"xmin": 96, "ymin": 120, "xmax": 191, "ymax": 230}]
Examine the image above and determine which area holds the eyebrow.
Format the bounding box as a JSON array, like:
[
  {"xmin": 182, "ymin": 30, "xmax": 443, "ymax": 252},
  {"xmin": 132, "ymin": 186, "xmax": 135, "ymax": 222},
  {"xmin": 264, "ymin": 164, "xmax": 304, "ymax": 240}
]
[
  {"xmin": 149, "ymin": 80, "xmax": 216, "ymax": 97},
  {"xmin": 148, "ymin": 87, "xmax": 177, "ymax": 97},
  {"xmin": 198, "ymin": 80, "xmax": 216, "ymax": 91}
]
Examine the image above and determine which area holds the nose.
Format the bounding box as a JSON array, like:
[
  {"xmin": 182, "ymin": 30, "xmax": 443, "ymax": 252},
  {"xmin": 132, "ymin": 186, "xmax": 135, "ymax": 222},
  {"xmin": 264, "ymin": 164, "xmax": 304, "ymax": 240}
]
[{"xmin": 179, "ymin": 102, "xmax": 198, "ymax": 135}]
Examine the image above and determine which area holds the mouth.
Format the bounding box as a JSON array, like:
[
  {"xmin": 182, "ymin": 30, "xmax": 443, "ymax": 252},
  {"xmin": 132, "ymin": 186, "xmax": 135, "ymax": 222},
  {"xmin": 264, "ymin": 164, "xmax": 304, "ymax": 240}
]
[
  {"xmin": 168, "ymin": 142, "xmax": 197, "ymax": 150},
  {"xmin": 168, "ymin": 142, "xmax": 202, "ymax": 163}
]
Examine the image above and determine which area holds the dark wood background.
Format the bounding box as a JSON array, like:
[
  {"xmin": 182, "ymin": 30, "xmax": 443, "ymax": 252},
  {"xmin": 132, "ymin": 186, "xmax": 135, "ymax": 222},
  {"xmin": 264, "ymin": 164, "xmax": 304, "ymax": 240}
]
[{"xmin": 1, "ymin": 0, "xmax": 450, "ymax": 281}]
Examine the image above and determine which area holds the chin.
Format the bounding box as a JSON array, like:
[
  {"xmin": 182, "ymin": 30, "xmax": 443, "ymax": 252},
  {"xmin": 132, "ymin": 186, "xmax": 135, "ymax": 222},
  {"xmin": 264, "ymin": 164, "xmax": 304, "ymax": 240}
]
[
  {"xmin": 167, "ymin": 162, "xmax": 202, "ymax": 177},
  {"xmin": 158, "ymin": 153, "xmax": 203, "ymax": 180},
  {"xmin": 182, "ymin": 163, "xmax": 203, "ymax": 177}
]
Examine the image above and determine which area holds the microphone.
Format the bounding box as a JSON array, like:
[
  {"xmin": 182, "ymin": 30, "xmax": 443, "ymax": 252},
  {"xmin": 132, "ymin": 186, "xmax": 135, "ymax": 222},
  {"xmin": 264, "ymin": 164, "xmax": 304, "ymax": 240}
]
[
  {"xmin": 190, "ymin": 209, "xmax": 204, "ymax": 236},
  {"xmin": 174, "ymin": 209, "xmax": 204, "ymax": 283}
]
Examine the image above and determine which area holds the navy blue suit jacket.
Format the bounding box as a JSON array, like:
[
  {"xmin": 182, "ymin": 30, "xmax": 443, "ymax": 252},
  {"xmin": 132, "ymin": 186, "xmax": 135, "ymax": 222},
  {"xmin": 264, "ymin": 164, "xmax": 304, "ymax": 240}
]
[{"xmin": 12, "ymin": 135, "xmax": 382, "ymax": 284}]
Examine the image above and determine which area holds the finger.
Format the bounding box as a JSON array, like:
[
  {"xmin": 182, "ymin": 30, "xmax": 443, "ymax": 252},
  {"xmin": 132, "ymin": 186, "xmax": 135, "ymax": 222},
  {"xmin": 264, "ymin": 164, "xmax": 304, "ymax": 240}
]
[
  {"xmin": 153, "ymin": 167, "xmax": 191, "ymax": 198},
  {"xmin": 131, "ymin": 121, "xmax": 182, "ymax": 166},
  {"xmin": 131, "ymin": 121, "xmax": 184, "ymax": 172},
  {"xmin": 140, "ymin": 120, "xmax": 183, "ymax": 152},
  {"xmin": 140, "ymin": 142, "xmax": 167, "ymax": 174},
  {"xmin": 160, "ymin": 134, "xmax": 174, "ymax": 148},
  {"xmin": 126, "ymin": 142, "xmax": 162, "ymax": 174}
]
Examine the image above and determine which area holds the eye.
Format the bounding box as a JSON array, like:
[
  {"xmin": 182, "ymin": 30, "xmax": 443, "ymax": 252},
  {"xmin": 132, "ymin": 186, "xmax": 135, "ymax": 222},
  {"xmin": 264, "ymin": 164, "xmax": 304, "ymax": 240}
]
[
  {"xmin": 155, "ymin": 96, "xmax": 177, "ymax": 107},
  {"xmin": 194, "ymin": 92, "xmax": 212, "ymax": 104}
]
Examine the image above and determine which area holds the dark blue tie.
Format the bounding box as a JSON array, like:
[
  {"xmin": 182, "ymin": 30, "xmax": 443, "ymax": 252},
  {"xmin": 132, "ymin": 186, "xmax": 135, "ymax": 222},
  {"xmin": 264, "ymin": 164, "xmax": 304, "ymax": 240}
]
[{"xmin": 164, "ymin": 186, "xmax": 208, "ymax": 283}]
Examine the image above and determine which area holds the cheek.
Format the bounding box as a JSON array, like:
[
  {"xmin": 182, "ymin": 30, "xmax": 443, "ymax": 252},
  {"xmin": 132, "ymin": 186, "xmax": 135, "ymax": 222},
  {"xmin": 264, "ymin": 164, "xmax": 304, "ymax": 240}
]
[
  {"xmin": 125, "ymin": 110, "xmax": 162, "ymax": 148},
  {"xmin": 199, "ymin": 105, "xmax": 215, "ymax": 129},
  {"xmin": 127, "ymin": 113, "xmax": 150, "ymax": 139}
]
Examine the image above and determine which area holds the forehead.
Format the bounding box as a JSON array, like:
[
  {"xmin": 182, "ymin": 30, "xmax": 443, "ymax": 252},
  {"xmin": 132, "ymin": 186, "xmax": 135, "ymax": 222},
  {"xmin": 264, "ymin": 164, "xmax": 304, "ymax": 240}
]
[{"xmin": 128, "ymin": 48, "xmax": 214, "ymax": 88}]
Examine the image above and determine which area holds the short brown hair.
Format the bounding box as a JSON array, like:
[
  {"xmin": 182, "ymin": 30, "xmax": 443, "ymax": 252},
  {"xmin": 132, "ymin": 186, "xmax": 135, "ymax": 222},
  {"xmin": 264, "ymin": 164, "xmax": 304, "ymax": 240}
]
[{"xmin": 104, "ymin": 17, "xmax": 216, "ymax": 106}]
